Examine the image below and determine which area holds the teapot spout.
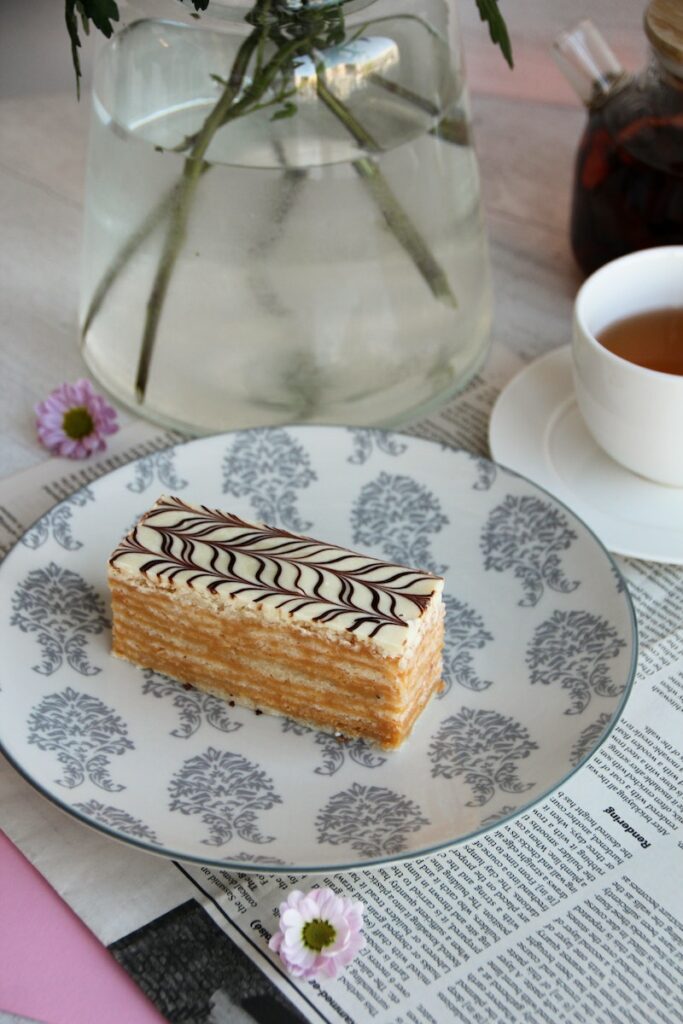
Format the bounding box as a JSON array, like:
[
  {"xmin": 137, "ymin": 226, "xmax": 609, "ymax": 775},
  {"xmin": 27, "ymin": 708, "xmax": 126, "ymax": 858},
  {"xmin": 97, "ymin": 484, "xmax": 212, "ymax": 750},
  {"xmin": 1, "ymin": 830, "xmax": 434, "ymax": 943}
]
[{"xmin": 553, "ymin": 20, "xmax": 628, "ymax": 107}]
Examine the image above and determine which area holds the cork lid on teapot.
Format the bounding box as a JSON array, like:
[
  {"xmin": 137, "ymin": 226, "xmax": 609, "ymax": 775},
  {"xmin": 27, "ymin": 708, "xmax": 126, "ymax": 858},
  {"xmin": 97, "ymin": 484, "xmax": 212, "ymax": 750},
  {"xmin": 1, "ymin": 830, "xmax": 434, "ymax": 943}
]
[{"xmin": 645, "ymin": 0, "xmax": 683, "ymax": 66}]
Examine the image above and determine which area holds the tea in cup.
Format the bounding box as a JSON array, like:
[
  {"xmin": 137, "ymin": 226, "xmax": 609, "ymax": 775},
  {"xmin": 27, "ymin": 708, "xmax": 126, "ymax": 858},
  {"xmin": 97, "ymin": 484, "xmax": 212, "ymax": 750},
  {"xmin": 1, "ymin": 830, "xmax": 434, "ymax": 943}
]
[{"xmin": 572, "ymin": 246, "xmax": 683, "ymax": 486}]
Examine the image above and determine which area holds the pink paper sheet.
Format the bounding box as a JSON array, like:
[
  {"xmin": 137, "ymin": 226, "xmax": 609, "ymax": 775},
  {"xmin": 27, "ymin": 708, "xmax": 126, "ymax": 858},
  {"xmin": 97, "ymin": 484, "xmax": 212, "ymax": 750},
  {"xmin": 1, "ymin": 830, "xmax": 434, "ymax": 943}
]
[{"xmin": 0, "ymin": 830, "xmax": 166, "ymax": 1024}]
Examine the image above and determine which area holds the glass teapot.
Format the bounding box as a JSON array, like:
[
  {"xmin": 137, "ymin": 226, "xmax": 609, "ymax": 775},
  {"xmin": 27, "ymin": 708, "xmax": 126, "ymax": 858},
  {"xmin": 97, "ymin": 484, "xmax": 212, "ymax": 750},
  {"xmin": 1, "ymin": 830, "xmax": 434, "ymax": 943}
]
[{"xmin": 554, "ymin": 0, "xmax": 683, "ymax": 276}]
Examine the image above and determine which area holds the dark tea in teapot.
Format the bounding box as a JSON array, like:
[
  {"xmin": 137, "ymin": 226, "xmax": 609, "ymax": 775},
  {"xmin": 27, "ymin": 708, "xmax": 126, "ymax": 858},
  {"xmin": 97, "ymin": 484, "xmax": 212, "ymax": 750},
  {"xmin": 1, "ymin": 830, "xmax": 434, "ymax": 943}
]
[{"xmin": 555, "ymin": 4, "xmax": 683, "ymax": 276}]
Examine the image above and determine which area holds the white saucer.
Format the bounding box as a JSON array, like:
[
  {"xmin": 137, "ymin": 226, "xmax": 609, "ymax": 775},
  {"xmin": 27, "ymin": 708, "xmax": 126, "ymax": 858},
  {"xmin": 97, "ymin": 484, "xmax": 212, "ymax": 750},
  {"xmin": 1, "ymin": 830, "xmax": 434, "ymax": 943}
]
[{"xmin": 489, "ymin": 346, "xmax": 683, "ymax": 564}]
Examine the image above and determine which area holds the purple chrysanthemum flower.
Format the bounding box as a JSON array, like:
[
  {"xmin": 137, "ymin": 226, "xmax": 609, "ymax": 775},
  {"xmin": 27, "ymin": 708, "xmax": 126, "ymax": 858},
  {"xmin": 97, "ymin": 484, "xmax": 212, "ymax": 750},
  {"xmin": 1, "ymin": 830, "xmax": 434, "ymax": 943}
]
[
  {"xmin": 35, "ymin": 379, "xmax": 119, "ymax": 459},
  {"xmin": 269, "ymin": 887, "xmax": 365, "ymax": 981}
]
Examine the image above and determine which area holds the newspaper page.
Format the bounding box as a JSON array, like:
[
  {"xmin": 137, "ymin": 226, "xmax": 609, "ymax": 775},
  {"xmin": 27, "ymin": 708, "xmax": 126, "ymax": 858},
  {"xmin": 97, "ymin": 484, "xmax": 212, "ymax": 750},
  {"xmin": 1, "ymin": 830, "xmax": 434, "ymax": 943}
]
[{"xmin": 2, "ymin": 356, "xmax": 683, "ymax": 1024}]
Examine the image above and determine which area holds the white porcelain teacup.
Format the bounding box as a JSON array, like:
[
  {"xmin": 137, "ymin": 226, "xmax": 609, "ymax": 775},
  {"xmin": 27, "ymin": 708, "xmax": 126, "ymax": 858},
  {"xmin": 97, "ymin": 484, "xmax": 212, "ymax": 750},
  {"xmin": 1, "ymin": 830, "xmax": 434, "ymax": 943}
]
[{"xmin": 573, "ymin": 246, "xmax": 683, "ymax": 487}]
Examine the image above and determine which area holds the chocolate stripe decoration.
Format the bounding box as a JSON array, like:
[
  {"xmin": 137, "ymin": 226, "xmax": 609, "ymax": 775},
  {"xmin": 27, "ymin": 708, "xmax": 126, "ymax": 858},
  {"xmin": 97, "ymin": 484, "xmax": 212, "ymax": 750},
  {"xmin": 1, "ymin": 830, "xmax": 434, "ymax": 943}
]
[{"xmin": 109, "ymin": 496, "xmax": 444, "ymax": 651}]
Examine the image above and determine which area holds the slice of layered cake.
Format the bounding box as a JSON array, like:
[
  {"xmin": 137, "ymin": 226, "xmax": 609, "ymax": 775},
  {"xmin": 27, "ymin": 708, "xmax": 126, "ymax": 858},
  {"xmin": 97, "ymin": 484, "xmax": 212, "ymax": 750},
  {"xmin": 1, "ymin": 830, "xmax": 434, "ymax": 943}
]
[{"xmin": 108, "ymin": 496, "xmax": 444, "ymax": 748}]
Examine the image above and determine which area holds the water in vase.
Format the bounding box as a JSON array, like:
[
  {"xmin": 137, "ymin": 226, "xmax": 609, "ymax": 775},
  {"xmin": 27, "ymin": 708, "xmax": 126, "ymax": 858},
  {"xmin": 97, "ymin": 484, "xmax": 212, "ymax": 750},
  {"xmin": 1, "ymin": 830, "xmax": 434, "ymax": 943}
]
[{"xmin": 80, "ymin": 18, "xmax": 492, "ymax": 433}]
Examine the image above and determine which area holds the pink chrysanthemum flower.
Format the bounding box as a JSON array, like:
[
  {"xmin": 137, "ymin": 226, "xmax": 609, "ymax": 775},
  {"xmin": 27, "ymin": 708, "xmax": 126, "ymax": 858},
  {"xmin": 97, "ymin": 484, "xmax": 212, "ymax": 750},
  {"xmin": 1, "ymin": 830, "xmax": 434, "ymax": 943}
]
[
  {"xmin": 35, "ymin": 379, "xmax": 119, "ymax": 459},
  {"xmin": 269, "ymin": 887, "xmax": 365, "ymax": 981}
]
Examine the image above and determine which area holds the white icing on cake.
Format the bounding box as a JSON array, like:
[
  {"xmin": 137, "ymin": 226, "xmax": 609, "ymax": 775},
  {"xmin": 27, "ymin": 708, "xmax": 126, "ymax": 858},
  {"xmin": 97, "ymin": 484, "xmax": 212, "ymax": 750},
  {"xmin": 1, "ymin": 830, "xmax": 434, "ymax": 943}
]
[{"xmin": 109, "ymin": 495, "xmax": 444, "ymax": 657}]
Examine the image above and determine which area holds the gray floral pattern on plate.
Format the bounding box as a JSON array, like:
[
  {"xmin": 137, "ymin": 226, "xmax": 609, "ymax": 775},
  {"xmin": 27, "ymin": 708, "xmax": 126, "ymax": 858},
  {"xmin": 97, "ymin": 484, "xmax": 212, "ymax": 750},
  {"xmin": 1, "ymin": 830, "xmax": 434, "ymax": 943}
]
[
  {"xmin": 21, "ymin": 487, "xmax": 94, "ymax": 552},
  {"xmin": 0, "ymin": 426, "xmax": 636, "ymax": 870},
  {"xmin": 222, "ymin": 428, "xmax": 316, "ymax": 530},
  {"xmin": 347, "ymin": 428, "xmax": 408, "ymax": 465},
  {"xmin": 73, "ymin": 799, "xmax": 160, "ymax": 843},
  {"xmin": 11, "ymin": 562, "xmax": 109, "ymax": 676},
  {"xmin": 226, "ymin": 852, "xmax": 287, "ymax": 866},
  {"xmin": 570, "ymin": 712, "xmax": 614, "ymax": 766},
  {"xmin": 316, "ymin": 783, "xmax": 429, "ymax": 858},
  {"xmin": 142, "ymin": 670, "xmax": 242, "ymax": 739},
  {"xmin": 441, "ymin": 594, "xmax": 494, "ymax": 696},
  {"xmin": 27, "ymin": 687, "xmax": 134, "ymax": 790},
  {"xmin": 467, "ymin": 453, "xmax": 497, "ymax": 491},
  {"xmin": 527, "ymin": 610, "xmax": 627, "ymax": 715},
  {"xmin": 429, "ymin": 708, "xmax": 538, "ymax": 807},
  {"xmin": 280, "ymin": 719, "xmax": 386, "ymax": 776},
  {"xmin": 168, "ymin": 747, "xmax": 281, "ymax": 847},
  {"xmin": 480, "ymin": 804, "xmax": 519, "ymax": 827},
  {"xmin": 351, "ymin": 472, "xmax": 448, "ymax": 574},
  {"xmin": 611, "ymin": 563, "xmax": 627, "ymax": 594},
  {"xmin": 126, "ymin": 448, "xmax": 188, "ymax": 494},
  {"xmin": 481, "ymin": 494, "xmax": 579, "ymax": 607}
]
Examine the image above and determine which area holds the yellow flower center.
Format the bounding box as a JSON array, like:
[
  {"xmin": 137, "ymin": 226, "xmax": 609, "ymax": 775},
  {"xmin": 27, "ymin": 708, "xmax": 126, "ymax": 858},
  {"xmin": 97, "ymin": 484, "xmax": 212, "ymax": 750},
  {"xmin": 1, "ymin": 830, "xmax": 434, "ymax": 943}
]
[
  {"xmin": 63, "ymin": 406, "xmax": 94, "ymax": 440},
  {"xmin": 302, "ymin": 919, "xmax": 336, "ymax": 952}
]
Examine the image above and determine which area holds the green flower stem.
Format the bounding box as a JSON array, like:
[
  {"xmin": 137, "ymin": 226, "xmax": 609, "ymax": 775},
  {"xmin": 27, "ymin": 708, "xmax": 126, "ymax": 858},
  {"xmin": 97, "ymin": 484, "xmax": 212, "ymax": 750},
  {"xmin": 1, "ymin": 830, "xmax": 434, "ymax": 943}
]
[
  {"xmin": 86, "ymin": 4, "xmax": 459, "ymax": 404},
  {"xmin": 352, "ymin": 157, "xmax": 458, "ymax": 309},
  {"xmin": 81, "ymin": 24, "xmax": 260, "ymax": 370},
  {"xmin": 431, "ymin": 115, "xmax": 470, "ymax": 147},
  {"xmin": 314, "ymin": 72, "xmax": 379, "ymax": 150},
  {"xmin": 368, "ymin": 73, "xmax": 439, "ymax": 116},
  {"xmin": 254, "ymin": 0, "xmax": 272, "ymax": 75},
  {"xmin": 133, "ymin": 167, "xmax": 201, "ymax": 400},
  {"xmin": 134, "ymin": 30, "xmax": 322, "ymax": 400},
  {"xmin": 368, "ymin": 74, "xmax": 470, "ymax": 146},
  {"xmin": 80, "ymin": 175, "xmax": 203, "ymax": 347},
  {"xmin": 134, "ymin": 29, "xmax": 261, "ymax": 400},
  {"xmin": 315, "ymin": 75, "xmax": 457, "ymax": 309},
  {"xmin": 80, "ymin": 72, "xmax": 463, "ymax": 355}
]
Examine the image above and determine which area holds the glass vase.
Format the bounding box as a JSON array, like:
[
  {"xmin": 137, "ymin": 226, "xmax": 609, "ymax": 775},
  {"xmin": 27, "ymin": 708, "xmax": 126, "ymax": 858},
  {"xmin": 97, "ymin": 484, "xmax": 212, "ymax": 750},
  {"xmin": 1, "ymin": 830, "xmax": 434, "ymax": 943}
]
[{"xmin": 79, "ymin": 0, "xmax": 492, "ymax": 434}]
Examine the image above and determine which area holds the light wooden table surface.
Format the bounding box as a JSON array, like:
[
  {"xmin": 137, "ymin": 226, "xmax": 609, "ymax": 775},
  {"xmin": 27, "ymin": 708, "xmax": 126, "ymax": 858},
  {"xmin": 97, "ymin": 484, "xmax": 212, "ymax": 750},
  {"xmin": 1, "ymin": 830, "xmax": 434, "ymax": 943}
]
[
  {"xmin": 0, "ymin": 0, "xmax": 647, "ymax": 478},
  {"xmin": 0, "ymin": 5, "xmax": 651, "ymax": 1021}
]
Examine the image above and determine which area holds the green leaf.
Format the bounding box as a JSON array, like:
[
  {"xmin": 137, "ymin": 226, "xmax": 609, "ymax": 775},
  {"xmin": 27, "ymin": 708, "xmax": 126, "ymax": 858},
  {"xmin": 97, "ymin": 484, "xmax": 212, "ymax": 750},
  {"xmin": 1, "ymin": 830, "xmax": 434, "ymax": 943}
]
[
  {"xmin": 271, "ymin": 101, "xmax": 297, "ymax": 121},
  {"xmin": 77, "ymin": 1, "xmax": 90, "ymax": 35},
  {"xmin": 80, "ymin": 0, "xmax": 119, "ymax": 37},
  {"xmin": 64, "ymin": 0, "xmax": 84, "ymax": 98},
  {"xmin": 65, "ymin": 0, "xmax": 120, "ymax": 97},
  {"xmin": 475, "ymin": 0, "xmax": 513, "ymax": 68}
]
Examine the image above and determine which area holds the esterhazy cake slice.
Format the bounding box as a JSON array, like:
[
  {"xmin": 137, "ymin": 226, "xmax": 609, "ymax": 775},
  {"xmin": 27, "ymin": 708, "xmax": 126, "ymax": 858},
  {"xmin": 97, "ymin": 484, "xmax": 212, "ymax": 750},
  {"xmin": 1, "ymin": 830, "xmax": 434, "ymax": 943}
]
[{"xmin": 108, "ymin": 495, "xmax": 444, "ymax": 749}]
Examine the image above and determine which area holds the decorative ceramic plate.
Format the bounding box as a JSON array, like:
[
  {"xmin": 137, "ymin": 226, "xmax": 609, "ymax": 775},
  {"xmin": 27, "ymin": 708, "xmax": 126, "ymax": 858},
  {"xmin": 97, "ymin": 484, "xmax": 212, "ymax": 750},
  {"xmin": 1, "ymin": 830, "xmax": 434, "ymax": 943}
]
[{"xmin": 0, "ymin": 427, "xmax": 637, "ymax": 871}]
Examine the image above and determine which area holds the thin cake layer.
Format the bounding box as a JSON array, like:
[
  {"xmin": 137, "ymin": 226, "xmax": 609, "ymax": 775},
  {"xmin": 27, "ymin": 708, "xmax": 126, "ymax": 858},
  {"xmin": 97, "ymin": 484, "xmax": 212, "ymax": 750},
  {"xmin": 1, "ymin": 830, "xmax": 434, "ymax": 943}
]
[{"xmin": 108, "ymin": 495, "xmax": 444, "ymax": 747}]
